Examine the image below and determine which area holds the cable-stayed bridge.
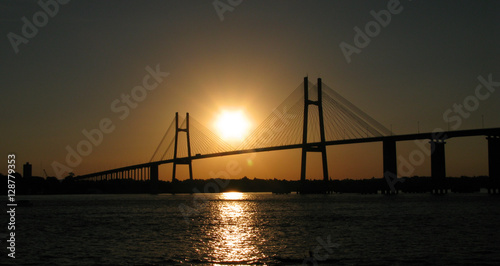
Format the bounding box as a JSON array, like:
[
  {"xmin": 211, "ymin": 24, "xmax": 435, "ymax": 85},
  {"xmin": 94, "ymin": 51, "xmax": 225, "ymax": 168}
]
[{"xmin": 76, "ymin": 77, "xmax": 500, "ymax": 194}]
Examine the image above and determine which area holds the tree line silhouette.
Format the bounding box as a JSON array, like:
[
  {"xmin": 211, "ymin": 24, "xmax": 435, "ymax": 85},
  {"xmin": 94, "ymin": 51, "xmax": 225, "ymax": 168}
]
[{"xmin": 0, "ymin": 172, "xmax": 491, "ymax": 195}]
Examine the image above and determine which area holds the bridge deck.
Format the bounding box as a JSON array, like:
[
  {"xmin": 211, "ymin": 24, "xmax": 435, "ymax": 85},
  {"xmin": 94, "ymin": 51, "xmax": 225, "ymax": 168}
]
[{"xmin": 76, "ymin": 127, "xmax": 500, "ymax": 179}]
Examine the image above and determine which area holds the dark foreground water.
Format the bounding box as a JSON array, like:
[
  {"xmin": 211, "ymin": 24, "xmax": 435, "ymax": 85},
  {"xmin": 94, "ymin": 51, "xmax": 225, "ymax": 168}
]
[{"xmin": 2, "ymin": 193, "xmax": 500, "ymax": 265}]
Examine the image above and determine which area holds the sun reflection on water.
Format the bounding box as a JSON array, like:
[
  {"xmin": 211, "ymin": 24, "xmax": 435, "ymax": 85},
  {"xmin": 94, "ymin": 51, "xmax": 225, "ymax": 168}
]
[
  {"xmin": 206, "ymin": 192, "xmax": 263, "ymax": 264},
  {"xmin": 220, "ymin": 191, "xmax": 244, "ymax": 200}
]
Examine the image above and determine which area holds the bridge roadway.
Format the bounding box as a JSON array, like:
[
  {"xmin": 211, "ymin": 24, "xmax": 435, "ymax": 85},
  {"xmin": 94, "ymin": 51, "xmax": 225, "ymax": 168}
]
[{"xmin": 76, "ymin": 127, "xmax": 500, "ymax": 180}]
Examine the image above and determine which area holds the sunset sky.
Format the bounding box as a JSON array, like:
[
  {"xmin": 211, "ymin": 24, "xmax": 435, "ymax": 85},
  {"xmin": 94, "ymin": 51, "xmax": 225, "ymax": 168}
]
[{"xmin": 1, "ymin": 0, "xmax": 499, "ymax": 180}]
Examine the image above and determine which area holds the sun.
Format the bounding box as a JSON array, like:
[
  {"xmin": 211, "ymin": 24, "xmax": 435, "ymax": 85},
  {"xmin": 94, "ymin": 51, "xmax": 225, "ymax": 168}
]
[{"xmin": 214, "ymin": 110, "xmax": 251, "ymax": 143}]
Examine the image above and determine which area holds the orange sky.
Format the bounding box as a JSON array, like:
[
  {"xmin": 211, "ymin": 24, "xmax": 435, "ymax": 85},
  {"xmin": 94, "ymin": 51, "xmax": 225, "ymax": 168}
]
[{"xmin": 1, "ymin": 1, "xmax": 498, "ymax": 180}]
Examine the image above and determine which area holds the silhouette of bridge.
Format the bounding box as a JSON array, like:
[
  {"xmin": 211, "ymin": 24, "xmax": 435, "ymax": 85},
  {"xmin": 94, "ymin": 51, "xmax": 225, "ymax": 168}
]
[{"xmin": 76, "ymin": 77, "xmax": 500, "ymax": 194}]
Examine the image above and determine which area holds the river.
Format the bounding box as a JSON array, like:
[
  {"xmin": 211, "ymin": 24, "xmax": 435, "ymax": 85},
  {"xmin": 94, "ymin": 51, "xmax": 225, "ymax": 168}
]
[{"xmin": 4, "ymin": 192, "xmax": 500, "ymax": 265}]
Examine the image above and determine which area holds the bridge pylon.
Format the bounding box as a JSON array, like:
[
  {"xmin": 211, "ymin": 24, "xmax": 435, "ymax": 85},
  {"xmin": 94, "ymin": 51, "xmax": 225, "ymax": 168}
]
[
  {"xmin": 172, "ymin": 112, "xmax": 193, "ymax": 181},
  {"xmin": 300, "ymin": 77, "xmax": 329, "ymax": 185}
]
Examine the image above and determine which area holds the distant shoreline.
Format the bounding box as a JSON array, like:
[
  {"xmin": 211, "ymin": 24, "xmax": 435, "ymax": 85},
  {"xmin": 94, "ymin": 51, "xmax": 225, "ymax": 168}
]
[{"xmin": 1, "ymin": 174, "xmax": 495, "ymax": 195}]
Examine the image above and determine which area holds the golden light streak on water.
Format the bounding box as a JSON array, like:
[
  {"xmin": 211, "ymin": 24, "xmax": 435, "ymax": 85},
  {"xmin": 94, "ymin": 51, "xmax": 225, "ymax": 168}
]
[{"xmin": 206, "ymin": 192, "xmax": 264, "ymax": 264}]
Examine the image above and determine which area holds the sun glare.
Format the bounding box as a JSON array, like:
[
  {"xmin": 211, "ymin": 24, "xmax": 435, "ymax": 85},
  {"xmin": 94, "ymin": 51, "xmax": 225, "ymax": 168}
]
[
  {"xmin": 214, "ymin": 110, "xmax": 251, "ymax": 143},
  {"xmin": 221, "ymin": 192, "xmax": 244, "ymax": 200}
]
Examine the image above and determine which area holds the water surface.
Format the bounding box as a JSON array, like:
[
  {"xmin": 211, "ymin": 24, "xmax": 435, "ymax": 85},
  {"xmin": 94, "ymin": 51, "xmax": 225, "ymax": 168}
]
[{"xmin": 7, "ymin": 193, "xmax": 500, "ymax": 265}]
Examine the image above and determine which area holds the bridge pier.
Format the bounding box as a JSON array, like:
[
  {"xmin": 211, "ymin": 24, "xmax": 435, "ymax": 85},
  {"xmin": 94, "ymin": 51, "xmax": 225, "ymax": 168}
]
[
  {"xmin": 487, "ymin": 136, "xmax": 500, "ymax": 194},
  {"xmin": 150, "ymin": 164, "xmax": 159, "ymax": 194},
  {"xmin": 430, "ymin": 140, "xmax": 447, "ymax": 195},
  {"xmin": 383, "ymin": 139, "xmax": 399, "ymax": 194}
]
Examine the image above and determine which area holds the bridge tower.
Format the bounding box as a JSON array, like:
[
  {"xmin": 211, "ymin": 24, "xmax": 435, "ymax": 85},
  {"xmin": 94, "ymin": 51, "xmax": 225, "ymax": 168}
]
[
  {"xmin": 300, "ymin": 77, "xmax": 329, "ymax": 183},
  {"xmin": 172, "ymin": 112, "xmax": 194, "ymax": 181}
]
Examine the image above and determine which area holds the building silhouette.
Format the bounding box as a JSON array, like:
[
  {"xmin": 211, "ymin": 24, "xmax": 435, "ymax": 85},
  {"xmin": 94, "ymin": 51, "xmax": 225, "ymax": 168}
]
[{"xmin": 23, "ymin": 162, "xmax": 32, "ymax": 178}]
